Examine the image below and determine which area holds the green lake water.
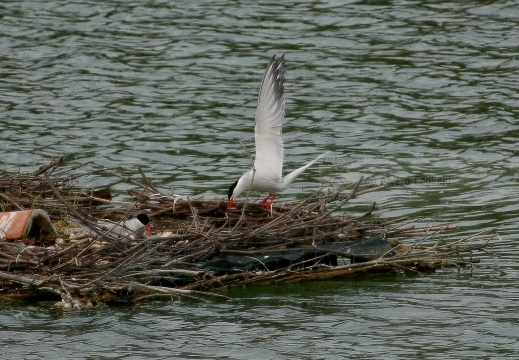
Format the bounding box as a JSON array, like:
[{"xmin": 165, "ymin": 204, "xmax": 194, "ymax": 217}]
[{"xmin": 1, "ymin": 1, "xmax": 518, "ymax": 358}]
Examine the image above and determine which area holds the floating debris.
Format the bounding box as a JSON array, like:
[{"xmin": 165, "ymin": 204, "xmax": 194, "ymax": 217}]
[
  {"xmin": 0, "ymin": 209, "xmax": 56, "ymax": 244},
  {"xmin": 0, "ymin": 160, "xmax": 496, "ymax": 309}
]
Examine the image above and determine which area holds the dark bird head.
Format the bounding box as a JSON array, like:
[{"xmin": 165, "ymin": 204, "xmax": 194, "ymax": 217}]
[
  {"xmin": 136, "ymin": 214, "xmax": 150, "ymax": 225},
  {"xmin": 228, "ymin": 180, "xmax": 238, "ymax": 201},
  {"xmin": 136, "ymin": 214, "xmax": 152, "ymax": 235},
  {"xmin": 227, "ymin": 180, "xmax": 239, "ymax": 209}
]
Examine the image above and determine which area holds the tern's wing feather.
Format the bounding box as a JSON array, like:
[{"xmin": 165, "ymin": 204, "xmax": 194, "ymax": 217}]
[{"xmin": 254, "ymin": 55, "xmax": 285, "ymax": 180}]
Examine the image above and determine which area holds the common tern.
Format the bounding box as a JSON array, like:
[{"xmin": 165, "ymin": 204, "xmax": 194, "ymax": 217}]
[
  {"xmin": 227, "ymin": 55, "xmax": 327, "ymax": 209},
  {"xmin": 78, "ymin": 213, "xmax": 152, "ymax": 241}
]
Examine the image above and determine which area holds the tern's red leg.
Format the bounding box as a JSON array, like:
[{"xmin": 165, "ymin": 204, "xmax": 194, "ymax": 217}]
[
  {"xmin": 259, "ymin": 194, "xmax": 271, "ymax": 206},
  {"xmin": 260, "ymin": 193, "xmax": 276, "ymax": 208}
]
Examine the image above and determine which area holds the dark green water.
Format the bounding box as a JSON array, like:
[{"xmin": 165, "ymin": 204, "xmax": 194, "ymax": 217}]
[{"xmin": 1, "ymin": 1, "xmax": 518, "ymax": 358}]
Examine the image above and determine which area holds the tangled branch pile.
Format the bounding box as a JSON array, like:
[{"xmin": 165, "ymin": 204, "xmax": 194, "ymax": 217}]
[{"xmin": 0, "ymin": 160, "xmax": 495, "ymax": 308}]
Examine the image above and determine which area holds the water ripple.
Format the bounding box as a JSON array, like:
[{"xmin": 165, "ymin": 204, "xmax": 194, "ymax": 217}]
[{"xmin": 1, "ymin": 0, "xmax": 518, "ymax": 358}]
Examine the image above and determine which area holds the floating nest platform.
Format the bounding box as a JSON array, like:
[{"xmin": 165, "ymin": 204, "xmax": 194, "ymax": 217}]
[{"xmin": 0, "ymin": 159, "xmax": 495, "ymax": 308}]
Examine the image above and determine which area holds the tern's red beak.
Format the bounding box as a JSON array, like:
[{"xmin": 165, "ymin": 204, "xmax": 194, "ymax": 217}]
[
  {"xmin": 227, "ymin": 199, "xmax": 234, "ymax": 210},
  {"xmin": 145, "ymin": 225, "xmax": 152, "ymax": 235}
]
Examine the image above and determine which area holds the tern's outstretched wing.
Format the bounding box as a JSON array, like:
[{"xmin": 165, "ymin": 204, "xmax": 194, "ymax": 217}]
[{"xmin": 254, "ymin": 55, "xmax": 285, "ymax": 181}]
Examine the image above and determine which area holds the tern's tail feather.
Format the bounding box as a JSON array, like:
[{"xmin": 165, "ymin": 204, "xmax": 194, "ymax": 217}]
[{"xmin": 282, "ymin": 151, "xmax": 329, "ymax": 189}]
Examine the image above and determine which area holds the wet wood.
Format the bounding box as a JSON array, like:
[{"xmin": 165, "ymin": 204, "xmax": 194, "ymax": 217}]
[{"xmin": 0, "ymin": 159, "xmax": 496, "ymax": 309}]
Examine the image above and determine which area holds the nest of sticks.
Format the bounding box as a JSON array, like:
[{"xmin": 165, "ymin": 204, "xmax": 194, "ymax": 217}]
[{"xmin": 0, "ymin": 159, "xmax": 496, "ymax": 308}]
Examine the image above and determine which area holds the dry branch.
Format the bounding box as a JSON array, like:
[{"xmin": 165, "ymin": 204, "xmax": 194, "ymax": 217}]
[{"xmin": 0, "ymin": 159, "xmax": 497, "ymax": 308}]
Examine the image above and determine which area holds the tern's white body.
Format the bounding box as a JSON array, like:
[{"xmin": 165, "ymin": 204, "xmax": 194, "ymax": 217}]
[
  {"xmin": 79, "ymin": 214, "xmax": 151, "ymax": 241},
  {"xmin": 228, "ymin": 55, "xmax": 327, "ymax": 208}
]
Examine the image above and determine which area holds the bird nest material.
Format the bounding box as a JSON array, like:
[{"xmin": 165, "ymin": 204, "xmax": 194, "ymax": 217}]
[{"xmin": 0, "ymin": 159, "xmax": 495, "ymax": 309}]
